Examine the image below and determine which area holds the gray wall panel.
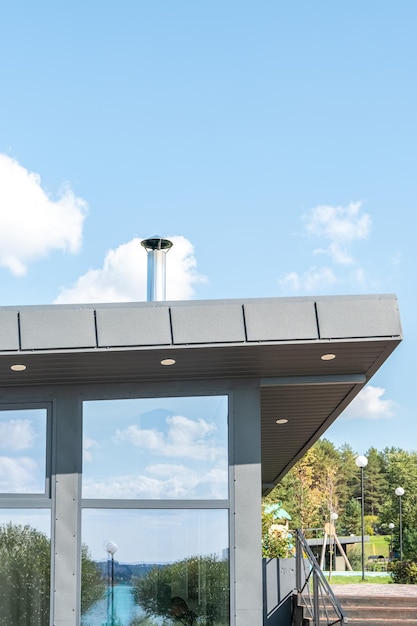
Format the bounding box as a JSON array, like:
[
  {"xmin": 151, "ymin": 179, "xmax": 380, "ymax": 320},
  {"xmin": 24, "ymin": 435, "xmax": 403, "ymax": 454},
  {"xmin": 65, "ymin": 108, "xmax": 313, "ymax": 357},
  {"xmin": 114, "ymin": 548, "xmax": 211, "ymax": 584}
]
[
  {"xmin": 244, "ymin": 300, "xmax": 318, "ymax": 341},
  {"xmin": 96, "ymin": 306, "xmax": 172, "ymax": 347},
  {"xmin": 0, "ymin": 310, "xmax": 19, "ymax": 350},
  {"xmin": 171, "ymin": 303, "xmax": 246, "ymax": 344},
  {"xmin": 233, "ymin": 387, "xmax": 263, "ymax": 625},
  {"xmin": 52, "ymin": 393, "xmax": 82, "ymax": 626},
  {"xmin": 20, "ymin": 308, "xmax": 97, "ymax": 349},
  {"xmin": 317, "ymin": 296, "xmax": 402, "ymax": 339}
]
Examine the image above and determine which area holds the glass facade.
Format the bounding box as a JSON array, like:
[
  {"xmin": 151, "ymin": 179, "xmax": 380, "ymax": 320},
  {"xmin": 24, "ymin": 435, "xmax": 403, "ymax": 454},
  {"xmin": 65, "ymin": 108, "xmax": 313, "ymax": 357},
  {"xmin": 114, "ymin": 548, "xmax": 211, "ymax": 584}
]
[
  {"xmin": 81, "ymin": 395, "xmax": 230, "ymax": 626},
  {"xmin": 81, "ymin": 509, "xmax": 229, "ymax": 626},
  {"xmin": 0, "ymin": 510, "xmax": 51, "ymax": 626},
  {"xmin": 0, "ymin": 408, "xmax": 47, "ymax": 493},
  {"xmin": 82, "ymin": 396, "xmax": 228, "ymax": 500},
  {"xmin": 0, "ymin": 392, "xmax": 237, "ymax": 625}
]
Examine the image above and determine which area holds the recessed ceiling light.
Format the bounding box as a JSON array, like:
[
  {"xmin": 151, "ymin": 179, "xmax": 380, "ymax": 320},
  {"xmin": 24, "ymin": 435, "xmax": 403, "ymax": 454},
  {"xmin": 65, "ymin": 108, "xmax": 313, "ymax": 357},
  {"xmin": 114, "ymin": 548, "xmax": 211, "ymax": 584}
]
[
  {"xmin": 321, "ymin": 353, "xmax": 336, "ymax": 361},
  {"xmin": 11, "ymin": 364, "xmax": 27, "ymax": 372},
  {"xmin": 275, "ymin": 418, "xmax": 289, "ymax": 425},
  {"xmin": 161, "ymin": 358, "xmax": 176, "ymax": 366}
]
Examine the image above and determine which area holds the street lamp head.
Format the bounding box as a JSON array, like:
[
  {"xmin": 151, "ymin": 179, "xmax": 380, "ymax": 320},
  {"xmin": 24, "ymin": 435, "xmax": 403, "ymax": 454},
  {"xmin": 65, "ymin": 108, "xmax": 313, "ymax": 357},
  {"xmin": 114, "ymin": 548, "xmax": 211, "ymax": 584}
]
[
  {"xmin": 106, "ymin": 541, "xmax": 118, "ymax": 555},
  {"xmin": 395, "ymin": 487, "xmax": 405, "ymax": 497},
  {"xmin": 389, "ymin": 523, "xmax": 395, "ymax": 530},
  {"xmin": 330, "ymin": 512, "xmax": 338, "ymax": 521},
  {"xmin": 355, "ymin": 455, "xmax": 368, "ymax": 468}
]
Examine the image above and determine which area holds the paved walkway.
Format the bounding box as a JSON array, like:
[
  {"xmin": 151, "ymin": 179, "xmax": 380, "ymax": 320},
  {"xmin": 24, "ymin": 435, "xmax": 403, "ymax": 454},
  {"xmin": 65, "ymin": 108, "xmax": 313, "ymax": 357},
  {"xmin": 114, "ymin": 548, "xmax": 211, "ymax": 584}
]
[{"xmin": 331, "ymin": 583, "xmax": 417, "ymax": 597}]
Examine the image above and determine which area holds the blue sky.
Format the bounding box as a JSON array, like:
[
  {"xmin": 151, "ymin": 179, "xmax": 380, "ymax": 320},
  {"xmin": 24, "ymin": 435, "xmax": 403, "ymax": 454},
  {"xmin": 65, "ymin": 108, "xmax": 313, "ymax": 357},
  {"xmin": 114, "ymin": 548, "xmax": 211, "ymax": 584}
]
[{"xmin": 0, "ymin": 1, "xmax": 416, "ymax": 456}]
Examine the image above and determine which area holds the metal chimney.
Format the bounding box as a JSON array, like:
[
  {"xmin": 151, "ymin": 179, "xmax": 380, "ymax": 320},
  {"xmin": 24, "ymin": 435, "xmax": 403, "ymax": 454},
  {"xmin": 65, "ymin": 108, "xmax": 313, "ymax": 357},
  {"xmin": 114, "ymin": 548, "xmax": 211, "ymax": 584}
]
[{"xmin": 141, "ymin": 236, "xmax": 173, "ymax": 302}]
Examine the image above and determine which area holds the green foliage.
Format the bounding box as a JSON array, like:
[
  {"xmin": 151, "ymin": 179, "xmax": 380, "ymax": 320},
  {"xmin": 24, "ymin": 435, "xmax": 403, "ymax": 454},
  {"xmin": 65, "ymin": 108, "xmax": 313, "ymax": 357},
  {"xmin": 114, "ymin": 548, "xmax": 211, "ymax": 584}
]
[
  {"xmin": 0, "ymin": 523, "xmax": 50, "ymax": 625},
  {"xmin": 261, "ymin": 504, "xmax": 293, "ymax": 557},
  {"xmin": 128, "ymin": 617, "xmax": 159, "ymax": 626},
  {"xmin": 346, "ymin": 545, "xmax": 362, "ymax": 570},
  {"xmin": 388, "ymin": 559, "xmax": 417, "ymax": 584},
  {"xmin": 340, "ymin": 498, "xmax": 361, "ymax": 535},
  {"xmin": 80, "ymin": 544, "xmax": 106, "ymax": 614},
  {"xmin": 0, "ymin": 523, "xmax": 105, "ymax": 625},
  {"xmin": 364, "ymin": 515, "xmax": 378, "ymax": 536},
  {"xmin": 266, "ymin": 440, "xmax": 417, "ymax": 560},
  {"xmin": 132, "ymin": 555, "xmax": 229, "ymax": 625}
]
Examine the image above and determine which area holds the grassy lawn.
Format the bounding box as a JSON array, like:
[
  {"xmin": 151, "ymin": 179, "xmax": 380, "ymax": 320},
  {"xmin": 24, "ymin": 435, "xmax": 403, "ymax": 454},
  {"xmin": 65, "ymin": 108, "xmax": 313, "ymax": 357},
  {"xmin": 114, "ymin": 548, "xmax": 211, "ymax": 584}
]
[
  {"xmin": 366, "ymin": 534, "xmax": 391, "ymax": 558},
  {"xmin": 327, "ymin": 575, "xmax": 392, "ymax": 585}
]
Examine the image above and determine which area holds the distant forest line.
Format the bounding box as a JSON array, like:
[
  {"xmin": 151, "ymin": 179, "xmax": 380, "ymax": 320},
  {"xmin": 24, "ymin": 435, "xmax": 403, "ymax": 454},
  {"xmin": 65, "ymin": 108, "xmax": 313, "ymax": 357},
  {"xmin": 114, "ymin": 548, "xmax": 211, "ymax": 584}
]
[{"xmin": 263, "ymin": 439, "xmax": 417, "ymax": 557}]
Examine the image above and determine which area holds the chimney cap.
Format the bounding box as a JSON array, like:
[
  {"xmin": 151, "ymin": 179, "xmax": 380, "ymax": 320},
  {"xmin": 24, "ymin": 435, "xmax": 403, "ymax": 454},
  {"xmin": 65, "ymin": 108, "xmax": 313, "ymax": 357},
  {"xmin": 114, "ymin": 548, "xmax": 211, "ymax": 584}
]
[{"xmin": 141, "ymin": 236, "xmax": 173, "ymax": 251}]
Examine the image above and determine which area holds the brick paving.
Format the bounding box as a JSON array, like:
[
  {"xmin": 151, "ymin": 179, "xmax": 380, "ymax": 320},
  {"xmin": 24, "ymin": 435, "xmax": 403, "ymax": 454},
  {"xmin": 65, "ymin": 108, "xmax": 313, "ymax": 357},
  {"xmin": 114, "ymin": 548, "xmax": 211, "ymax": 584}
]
[{"xmin": 331, "ymin": 583, "xmax": 417, "ymax": 597}]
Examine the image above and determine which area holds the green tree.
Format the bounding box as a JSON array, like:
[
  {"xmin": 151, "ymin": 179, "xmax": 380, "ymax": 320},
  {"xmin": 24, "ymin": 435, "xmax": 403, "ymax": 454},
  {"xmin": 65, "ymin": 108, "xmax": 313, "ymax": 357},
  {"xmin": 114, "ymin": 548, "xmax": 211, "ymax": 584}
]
[
  {"xmin": 0, "ymin": 523, "xmax": 105, "ymax": 625},
  {"xmin": 0, "ymin": 523, "xmax": 50, "ymax": 625},
  {"xmin": 379, "ymin": 448, "xmax": 417, "ymax": 540},
  {"xmin": 363, "ymin": 447, "xmax": 388, "ymax": 517},
  {"xmin": 132, "ymin": 555, "xmax": 229, "ymax": 625},
  {"xmin": 340, "ymin": 497, "xmax": 361, "ymax": 536},
  {"xmin": 80, "ymin": 544, "xmax": 107, "ymax": 614}
]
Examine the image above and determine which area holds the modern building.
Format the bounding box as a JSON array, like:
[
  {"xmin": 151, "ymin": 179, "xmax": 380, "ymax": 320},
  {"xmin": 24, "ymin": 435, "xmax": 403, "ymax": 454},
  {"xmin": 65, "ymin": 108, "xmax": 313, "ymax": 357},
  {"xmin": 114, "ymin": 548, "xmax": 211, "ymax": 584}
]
[{"xmin": 0, "ymin": 292, "xmax": 402, "ymax": 625}]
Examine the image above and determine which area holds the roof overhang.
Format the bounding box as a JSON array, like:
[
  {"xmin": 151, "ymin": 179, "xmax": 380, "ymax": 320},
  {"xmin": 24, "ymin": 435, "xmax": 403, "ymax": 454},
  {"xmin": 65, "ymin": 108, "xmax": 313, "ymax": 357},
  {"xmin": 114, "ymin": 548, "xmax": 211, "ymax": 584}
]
[{"xmin": 0, "ymin": 294, "xmax": 402, "ymax": 495}]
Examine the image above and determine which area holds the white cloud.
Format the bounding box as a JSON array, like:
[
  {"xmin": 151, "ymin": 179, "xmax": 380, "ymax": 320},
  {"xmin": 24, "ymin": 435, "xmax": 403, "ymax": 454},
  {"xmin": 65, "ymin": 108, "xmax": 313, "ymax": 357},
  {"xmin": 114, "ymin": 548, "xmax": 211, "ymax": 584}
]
[
  {"xmin": 0, "ymin": 154, "xmax": 87, "ymax": 275},
  {"xmin": 114, "ymin": 414, "xmax": 223, "ymax": 461},
  {"xmin": 82, "ymin": 461, "xmax": 228, "ymax": 499},
  {"xmin": 0, "ymin": 456, "xmax": 39, "ymax": 492},
  {"xmin": 279, "ymin": 266, "xmax": 337, "ymax": 292},
  {"xmin": 0, "ymin": 419, "xmax": 37, "ymax": 450},
  {"xmin": 83, "ymin": 437, "xmax": 99, "ymax": 463},
  {"xmin": 279, "ymin": 201, "xmax": 372, "ymax": 293},
  {"xmin": 342, "ymin": 385, "xmax": 395, "ymax": 420},
  {"xmin": 54, "ymin": 235, "xmax": 206, "ymax": 303},
  {"xmin": 303, "ymin": 201, "xmax": 371, "ymax": 265}
]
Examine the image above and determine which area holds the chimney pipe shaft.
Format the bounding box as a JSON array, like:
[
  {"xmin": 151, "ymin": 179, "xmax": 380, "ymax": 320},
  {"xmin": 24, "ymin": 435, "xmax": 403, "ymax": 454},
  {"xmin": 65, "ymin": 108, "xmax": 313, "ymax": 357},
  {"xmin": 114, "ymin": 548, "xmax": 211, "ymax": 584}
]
[{"xmin": 141, "ymin": 237, "xmax": 173, "ymax": 302}]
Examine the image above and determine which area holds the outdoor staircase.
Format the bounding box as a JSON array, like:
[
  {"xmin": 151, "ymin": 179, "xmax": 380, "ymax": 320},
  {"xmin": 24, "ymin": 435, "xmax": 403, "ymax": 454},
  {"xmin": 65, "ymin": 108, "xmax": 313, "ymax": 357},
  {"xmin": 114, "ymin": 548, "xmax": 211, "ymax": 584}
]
[{"xmin": 337, "ymin": 593, "xmax": 417, "ymax": 626}]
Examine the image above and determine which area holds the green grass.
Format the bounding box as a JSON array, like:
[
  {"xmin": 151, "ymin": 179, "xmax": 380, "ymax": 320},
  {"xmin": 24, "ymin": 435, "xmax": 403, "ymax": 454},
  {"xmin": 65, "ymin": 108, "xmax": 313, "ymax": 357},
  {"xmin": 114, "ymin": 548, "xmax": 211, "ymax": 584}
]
[
  {"xmin": 327, "ymin": 575, "xmax": 392, "ymax": 585},
  {"xmin": 366, "ymin": 535, "xmax": 390, "ymax": 558}
]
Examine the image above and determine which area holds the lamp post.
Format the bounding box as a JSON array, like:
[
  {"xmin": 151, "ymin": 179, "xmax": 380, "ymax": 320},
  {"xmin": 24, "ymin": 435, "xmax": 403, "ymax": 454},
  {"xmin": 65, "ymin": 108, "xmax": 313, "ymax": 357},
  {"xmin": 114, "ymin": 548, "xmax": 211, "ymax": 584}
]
[
  {"xmin": 388, "ymin": 523, "xmax": 395, "ymax": 560},
  {"xmin": 355, "ymin": 455, "xmax": 368, "ymax": 581},
  {"xmin": 395, "ymin": 487, "xmax": 404, "ymax": 562},
  {"xmin": 106, "ymin": 541, "xmax": 118, "ymax": 623}
]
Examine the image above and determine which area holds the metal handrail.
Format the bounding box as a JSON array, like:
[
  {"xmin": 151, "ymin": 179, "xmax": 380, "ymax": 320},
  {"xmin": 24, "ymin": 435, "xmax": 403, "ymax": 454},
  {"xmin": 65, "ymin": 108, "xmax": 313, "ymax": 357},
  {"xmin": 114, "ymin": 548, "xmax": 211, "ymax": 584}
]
[{"xmin": 295, "ymin": 528, "xmax": 347, "ymax": 625}]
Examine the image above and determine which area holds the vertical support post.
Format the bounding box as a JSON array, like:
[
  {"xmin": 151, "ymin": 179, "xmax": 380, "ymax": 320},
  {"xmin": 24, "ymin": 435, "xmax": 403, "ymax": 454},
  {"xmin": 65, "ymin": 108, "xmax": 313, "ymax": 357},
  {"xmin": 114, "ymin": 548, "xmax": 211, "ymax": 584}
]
[
  {"xmin": 233, "ymin": 385, "xmax": 262, "ymax": 626},
  {"xmin": 313, "ymin": 570, "xmax": 320, "ymax": 626},
  {"xmin": 395, "ymin": 487, "xmax": 404, "ymax": 563},
  {"xmin": 356, "ymin": 455, "xmax": 368, "ymax": 582},
  {"xmin": 51, "ymin": 393, "xmax": 82, "ymax": 626},
  {"xmin": 360, "ymin": 466, "xmax": 365, "ymax": 581},
  {"xmin": 399, "ymin": 496, "xmax": 403, "ymax": 562}
]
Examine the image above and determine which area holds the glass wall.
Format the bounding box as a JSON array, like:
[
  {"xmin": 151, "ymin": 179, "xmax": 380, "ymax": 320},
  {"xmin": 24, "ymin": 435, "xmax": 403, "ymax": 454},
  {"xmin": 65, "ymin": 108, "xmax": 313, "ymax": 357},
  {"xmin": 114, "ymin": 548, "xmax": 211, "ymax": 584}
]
[
  {"xmin": 81, "ymin": 395, "xmax": 230, "ymax": 626},
  {"xmin": 81, "ymin": 509, "xmax": 229, "ymax": 626},
  {"xmin": 82, "ymin": 396, "xmax": 228, "ymax": 500},
  {"xmin": 0, "ymin": 408, "xmax": 47, "ymax": 493},
  {"xmin": 0, "ymin": 405, "xmax": 50, "ymax": 625},
  {"xmin": 0, "ymin": 509, "xmax": 51, "ymax": 625}
]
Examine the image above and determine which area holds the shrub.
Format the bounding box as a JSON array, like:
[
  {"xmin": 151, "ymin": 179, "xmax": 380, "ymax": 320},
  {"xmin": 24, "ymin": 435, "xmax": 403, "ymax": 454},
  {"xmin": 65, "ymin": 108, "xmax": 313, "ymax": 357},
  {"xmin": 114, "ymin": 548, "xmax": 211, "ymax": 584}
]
[{"xmin": 388, "ymin": 560, "xmax": 417, "ymax": 584}]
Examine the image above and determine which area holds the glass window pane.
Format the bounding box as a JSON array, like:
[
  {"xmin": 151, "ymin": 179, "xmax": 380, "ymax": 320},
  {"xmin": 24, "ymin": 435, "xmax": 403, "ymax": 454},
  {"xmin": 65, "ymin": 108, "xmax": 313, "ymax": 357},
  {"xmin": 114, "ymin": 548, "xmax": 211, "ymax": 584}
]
[
  {"xmin": 0, "ymin": 510, "xmax": 51, "ymax": 626},
  {"xmin": 82, "ymin": 396, "xmax": 228, "ymax": 499},
  {"xmin": 82, "ymin": 509, "xmax": 229, "ymax": 625},
  {"xmin": 0, "ymin": 409, "xmax": 47, "ymax": 493}
]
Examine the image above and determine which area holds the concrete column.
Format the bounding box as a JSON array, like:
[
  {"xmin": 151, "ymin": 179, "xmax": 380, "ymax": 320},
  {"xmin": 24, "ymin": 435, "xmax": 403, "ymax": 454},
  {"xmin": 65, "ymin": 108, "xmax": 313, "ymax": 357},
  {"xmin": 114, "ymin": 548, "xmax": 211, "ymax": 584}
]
[
  {"xmin": 232, "ymin": 385, "xmax": 263, "ymax": 626},
  {"xmin": 51, "ymin": 392, "xmax": 82, "ymax": 626}
]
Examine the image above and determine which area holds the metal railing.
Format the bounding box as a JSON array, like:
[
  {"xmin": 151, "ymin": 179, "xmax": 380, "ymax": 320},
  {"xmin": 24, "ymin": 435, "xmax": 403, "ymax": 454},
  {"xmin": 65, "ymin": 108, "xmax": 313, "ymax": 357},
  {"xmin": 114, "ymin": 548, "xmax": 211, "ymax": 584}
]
[{"xmin": 295, "ymin": 528, "xmax": 347, "ymax": 625}]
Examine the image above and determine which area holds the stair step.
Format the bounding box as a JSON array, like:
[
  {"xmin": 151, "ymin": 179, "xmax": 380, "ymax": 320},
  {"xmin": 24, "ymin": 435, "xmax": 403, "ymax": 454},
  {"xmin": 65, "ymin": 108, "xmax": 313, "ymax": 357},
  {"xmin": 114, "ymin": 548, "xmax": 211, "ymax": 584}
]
[
  {"xmin": 337, "ymin": 594, "xmax": 417, "ymax": 608},
  {"xmin": 344, "ymin": 606, "xmax": 417, "ymax": 619},
  {"xmin": 347, "ymin": 617, "xmax": 416, "ymax": 626},
  {"xmin": 336, "ymin": 592, "xmax": 417, "ymax": 626}
]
